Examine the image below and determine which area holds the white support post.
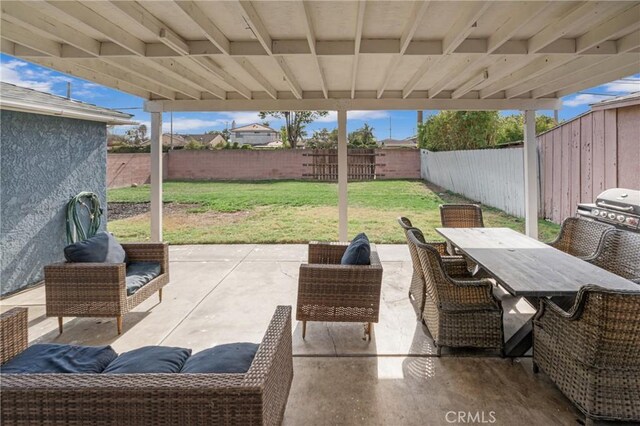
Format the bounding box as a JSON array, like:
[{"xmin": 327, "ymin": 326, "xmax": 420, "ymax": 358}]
[
  {"xmin": 150, "ymin": 112, "xmax": 163, "ymax": 242},
  {"xmin": 338, "ymin": 109, "xmax": 348, "ymax": 242},
  {"xmin": 523, "ymin": 110, "xmax": 538, "ymax": 239}
]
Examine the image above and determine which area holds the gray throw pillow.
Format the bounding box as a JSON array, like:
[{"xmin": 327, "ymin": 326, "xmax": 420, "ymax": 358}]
[
  {"xmin": 340, "ymin": 232, "xmax": 371, "ymax": 265},
  {"xmin": 64, "ymin": 231, "xmax": 126, "ymax": 263}
]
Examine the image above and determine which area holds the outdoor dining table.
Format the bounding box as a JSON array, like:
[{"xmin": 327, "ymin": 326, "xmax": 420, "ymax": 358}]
[{"xmin": 436, "ymin": 227, "xmax": 638, "ymax": 357}]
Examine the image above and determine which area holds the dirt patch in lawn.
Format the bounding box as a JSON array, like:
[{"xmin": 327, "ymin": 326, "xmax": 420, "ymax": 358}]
[{"xmin": 108, "ymin": 202, "xmax": 253, "ymax": 224}]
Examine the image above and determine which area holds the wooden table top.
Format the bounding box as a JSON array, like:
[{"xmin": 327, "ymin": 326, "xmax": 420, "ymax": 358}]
[{"xmin": 436, "ymin": 227, "xmax": 638, "ymax": 297}]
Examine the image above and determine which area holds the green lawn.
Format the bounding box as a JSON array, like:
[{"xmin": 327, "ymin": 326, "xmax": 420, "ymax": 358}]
[{"xmin": 107, "ymin": 180, "xmax": 560, "ymax": 244}]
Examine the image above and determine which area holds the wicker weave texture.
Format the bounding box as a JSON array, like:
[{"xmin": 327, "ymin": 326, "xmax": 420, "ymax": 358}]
[
  {"xmin": 297, "ymin": 242, "xmax": 383, "ymax": 324},
  {"xmin": 586, "ymin": 229, "xmax": 640, "ymax": 284},
  {"xmin": 548, "ymin": 217, "xmax": 614, "ymax": 258},
  {"xmin": 0, "ymin": 306, "xmax": 293, "ymax": 426},
  {"xmin": 397, "ymin": 218, "xmax": 469, "ymax": 315},
  {"xmin": 44, "ymin": 243, "xmax": 169, "ymax": 322},
  {"xmin": 0, "ymin": 308, "xmax": 28, "ymax": 365},
  {"xmin": 407, "ymin": 229, "xmax": 503, "ymax": 352},
  {"xmin": 533, "ymin": 286, "xmax": 640, "ymax": 423}
]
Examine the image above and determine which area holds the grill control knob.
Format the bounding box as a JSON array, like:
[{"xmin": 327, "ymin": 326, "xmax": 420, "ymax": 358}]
[
  {"xmin": 600, "ymin": 211, "xmax": 608, "ymax": 218},
  {"xmin": 592, "ymin": 209, "xmax": 599, "ymax": 216},
  {"xmin": 617, "ymin": 215, "xmax": 625, "ymax": 222},
  {"xmin": 608, "ymin": 213, "xmax": 616, "ymax": 220}
]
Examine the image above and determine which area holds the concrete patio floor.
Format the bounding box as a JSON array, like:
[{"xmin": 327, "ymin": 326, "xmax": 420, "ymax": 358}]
[{"xmin": 1, "ymin": 244, "xmax": 585, "ymax": 425}]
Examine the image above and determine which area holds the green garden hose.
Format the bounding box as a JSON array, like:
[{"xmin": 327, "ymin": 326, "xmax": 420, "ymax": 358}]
[{"xmin": 66, "ymin": 192, "xmax": 103, "ymax": 244}]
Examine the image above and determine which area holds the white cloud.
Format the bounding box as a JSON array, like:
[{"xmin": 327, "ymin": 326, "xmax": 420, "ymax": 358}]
[
  {"xmin": 562, "ymin": 93, "xmax": 612, "ymax": 107},
  {"xmin": 0, "ymin": 59, "xmax": 53, "ymax": 92},
  {"xmin": 133, "ymin": 117, "xmax": 225, "ymax": 133},
  {"xmin": 315, "ymin": 110, "xmax": 390, "ymax": 123},
  {"xmin": 602, "ymin": 79, "xmax": 640, "ymax": 94}
]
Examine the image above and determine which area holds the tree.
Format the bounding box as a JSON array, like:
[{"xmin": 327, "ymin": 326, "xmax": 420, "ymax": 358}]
[
  {"xmin": 418, "ymin": 111, "xmax": 500, "ymax": 151},
  {"xmin": 124, "ymin": 124, "xmax": 148, "ymax": 145},
  {"xmin": 348, "ymin": 123, "xmax": 377, "ymax": 148},
  {"xmin": 306, "ymin": 128, "xmax": 337, "ymax": 149},
  {"xmin": 497, "ymin": 114, "xmax": 557, "ymax": 144},
  {"xmin": 258, "ymin": 111, "xmax": 329, "ymax": 149}
]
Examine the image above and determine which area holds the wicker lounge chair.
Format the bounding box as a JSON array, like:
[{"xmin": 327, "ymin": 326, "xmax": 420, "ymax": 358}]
[
  {"xmin": 44, "ymin": 243, "xmax": 169, "ymax": 335},
  {"xmin": 0, "ymin": 305, "xmax": 294, "ymax": 426},
  {"xmin": 533, "ymin": 286, "xmax": 640, "ymax": 425},
  {"xmin": 407, "ymin": 229, "xmax": 503, "ymax": 356},
  {"xmin": 548, "ymin": 217, "xmax": 614, "ymax": 258},
  {"xmin": 296, "ymin": 241, "xmax": 383, "ymax": 340},
  {"xmin": 584, "ymin": 229, "xmax": 640, "ymax": 284},
  {"xmin": 397, "ymin": 217, "xmax": 469, "ymax": 317}
]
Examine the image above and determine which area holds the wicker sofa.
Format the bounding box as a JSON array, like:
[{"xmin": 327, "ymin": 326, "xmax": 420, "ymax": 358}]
[
  {"xmin": 0, "ymin": 305, "xmax": 293, "ymax": 426},
  {"xmin": 533, "ymin": 286, "xmax": 640, "ymax": 425},
  {"xmin": 44, "ymin": 243, "xmax": 169, "ymax": 335},
  {"xmin": 296, "ymin": 241, "xmax": 383, "ymax": 340}
]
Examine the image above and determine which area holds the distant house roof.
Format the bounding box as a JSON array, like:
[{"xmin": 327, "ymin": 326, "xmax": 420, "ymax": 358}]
[
  {"xmin": 230, "ymin": 123, "xmax": 276, "ymax": 132},
  {"xmin": 210, "ymin": 134, "xmax": 226, "ymax": 146},
  {"xmin": 162, "ymin": 133, "xmax": 187, "ymax": 146},
  {"xmin": 591, "ymin": 91, "xmax": 640, "ymax": 111},
  {"xmin": 378, "ymin": 138, "xmax": 417, "ymax": 148},
  {"xmin": 0, "ymin": 82, "xmax": 134, "ymax": 125},
  {"xmin": 182, "ymin": 133, "xmax": 219, "ymax": 144}
]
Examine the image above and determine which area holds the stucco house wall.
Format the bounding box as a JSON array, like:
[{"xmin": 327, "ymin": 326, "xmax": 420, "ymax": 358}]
[{"xmin": 0, "ymin": 110, "xmax": 107, "ymax": 296}]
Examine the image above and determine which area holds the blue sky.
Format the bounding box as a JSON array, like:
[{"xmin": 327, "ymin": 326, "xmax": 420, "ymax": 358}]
[{"xmin": 2, "ymin": 53, "xmax": 639, "ymax": 139}]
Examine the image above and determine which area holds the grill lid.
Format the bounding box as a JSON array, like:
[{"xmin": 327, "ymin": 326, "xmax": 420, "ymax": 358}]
[{"xmin": 595, "ymin": 188, "xmax": 640, "ymax": 215}]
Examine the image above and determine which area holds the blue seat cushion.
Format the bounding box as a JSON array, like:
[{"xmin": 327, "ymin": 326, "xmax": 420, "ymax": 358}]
[
  {"xmin": 181, "ymin": 343, "xmax": 259, "ymax": 374},
  {"xmin": 0, "ymin": 343, "xmax": 117, "ymax": 374},
  {"xmin": 64, "ymin": 231, "xmax": 126, "ymax": 264},
  {"xmin": 340, "ymin": 233, "xmax": 371, "ymax": 265},
  {"xmin": 125, "ymin": 262, "xmax": 161, "ymax": 296},
  {"xmin": 103, "ymin": 346, "xmax": 191, "ymax": 374}
]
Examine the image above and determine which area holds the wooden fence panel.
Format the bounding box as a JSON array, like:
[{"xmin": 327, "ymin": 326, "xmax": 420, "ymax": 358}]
[
  {"xmin": 421, "ymin": 148, "xmax": 524, "ymax": 217},
  {"xmin": 303, "ymin": 149, "xmax": 378, "ymax": 181},
  {"xmin": 552, "ymin": 129, "xmax": 563, "ymax": 223},
  {"xmin": 592, "ymin": 110, "xmax": 606, "ymax": 199},
  {"xmin": 570, "ymin": 120, "xmax": 581, "ymax": 217},
  {"xmin": 604, "ymin": 109, "xmax": 618, "ymax": 189},
  {"xmin": 580, "ymin": 115, "xmax": 593, "ymax": 203},
  {"xmin": 561, "ymin": 123, "xmax": 572, "ymax": 221},
  {"xmin": 617, "ymin": 105, "xmax": 640, "ymax": 189}
]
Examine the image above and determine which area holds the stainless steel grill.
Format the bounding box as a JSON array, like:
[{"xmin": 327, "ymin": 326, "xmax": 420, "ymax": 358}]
[{"xmin": 577, "ymin": 188, "xmax": 640, "ymax": 232}]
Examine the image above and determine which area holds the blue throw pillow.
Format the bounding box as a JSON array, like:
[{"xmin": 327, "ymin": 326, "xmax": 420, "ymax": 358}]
[
  {"xmin": 340, "ymin": 233, "xmax": 371, "ymax": 265},
  {"xmin": 64, "ymin": 231, "xmax": 126, "ymax": 264},
  {"xmin": 181, "ymin": 343, "xmax": 259, "ymax": 374},
  {"xmin": 103, "ymin": 346, "xmax": 191, "ymax": 374},
  {"xmin": 0, "ymin": 343, "xmax": 117, "ymax": 374},
  {"xmin": 125, "ymin": 262, "xmax": 162, "ymax": 296}
]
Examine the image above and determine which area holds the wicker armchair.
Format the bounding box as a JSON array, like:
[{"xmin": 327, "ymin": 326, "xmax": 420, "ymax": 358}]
[
  {"xmin": 407, "ymin": 229, "xmax": 503, "ymax": 356},
  {"xmin": 397, "ymin": 217, "xmax": 470, "ymax": 317},
  {"xmin": 44, "ymin": 243, "xmax": 169, "ymax": 335},
  {"xmin": 296, "ymin": 241, "xmax": 383, "ymax": 340},
  {"xmin": 548, "ymin": 217, "xmax": 614, "ymax": 258},
  {"xmin": 584, "ymin": 229, "xmax": 640, "ymax": 284},
  {"xmin": 533, "ymin": 286, "xmax": 640, "ymax": 425},
  {"xmin": 1, "ymin": 306, "xmax": 293, "ymax": 426}
]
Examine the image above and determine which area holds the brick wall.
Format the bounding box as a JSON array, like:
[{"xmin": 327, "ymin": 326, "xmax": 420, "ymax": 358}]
[
  {"xmin": 168, "ymin": 149, "xmax": 307, "ymax": 180},
  {"xmin": 107, "ymin": 153, "xmax": 168, "ymax": 188},
  {"xmin": 107, "ymin": 149, "xmax": 421, "ymax": 188},
  {"xmin": 377, "ymin": 149, "xmax": 421, "ymax": 179}
]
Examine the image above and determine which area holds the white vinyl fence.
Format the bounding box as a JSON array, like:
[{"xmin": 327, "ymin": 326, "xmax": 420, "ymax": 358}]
[{"xmin": 421, "ymin": 148, "xmax": 525, "ymax": 217}]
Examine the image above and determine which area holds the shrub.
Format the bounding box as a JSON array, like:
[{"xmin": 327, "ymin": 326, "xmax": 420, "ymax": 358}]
[{"xmin": 184, "ymin": 140, "xmax": 207, "ymax": 150}]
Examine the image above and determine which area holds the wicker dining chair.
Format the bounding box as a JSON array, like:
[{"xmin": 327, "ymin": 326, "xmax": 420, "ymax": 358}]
[
  {"xmin": 584, "ymin": 229, "xmax": 640, "ymax": 284},
  {"xmin": 548, "ymin": 217, "xmax": 614, "ymax": 258},
  {"xmin": 533, "ymin": 286, "xmax": 640, "ymax": 425},
  {"xmin": 44, "ymin": 243, "xmax": 169, "ymax": 335},
  {"xmin": 439, "ymin": 204, "xmax": 488, "ymax": 274},
  {"xmin": 407, "ymin": 229, "xmax": 503, "ymax": 356},
  {"xmin": 397, "ymin": 217, "xmax": 470, "ymax": 317},
  {"xmin": 296, "ymin": 241, "xmax": 383, "ymax": 340}
]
